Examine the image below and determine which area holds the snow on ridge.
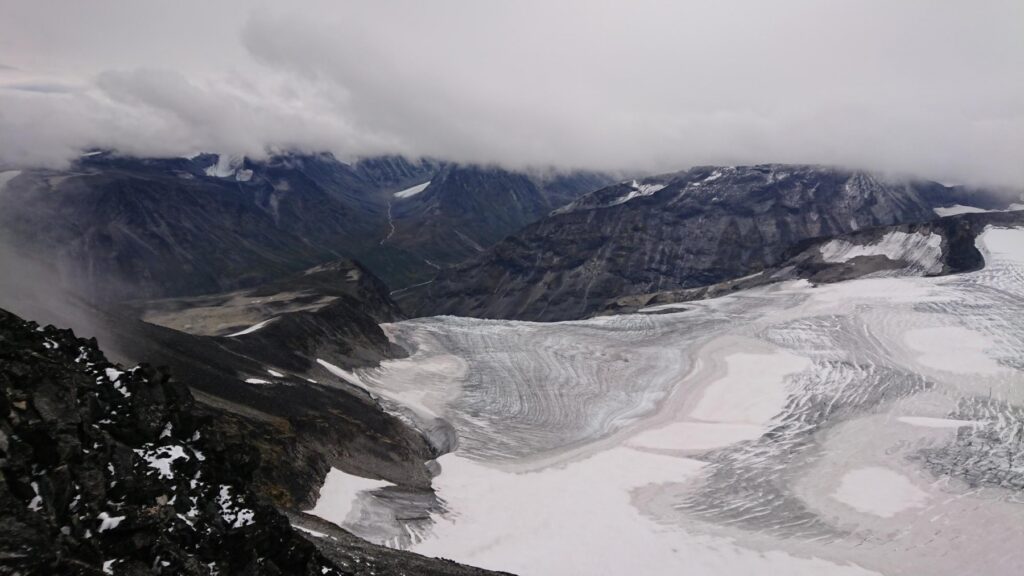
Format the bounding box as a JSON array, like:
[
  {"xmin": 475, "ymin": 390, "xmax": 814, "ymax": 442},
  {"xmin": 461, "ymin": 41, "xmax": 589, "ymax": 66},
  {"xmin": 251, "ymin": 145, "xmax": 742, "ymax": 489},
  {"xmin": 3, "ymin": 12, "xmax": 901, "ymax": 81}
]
[
  {"xmin": 609, "ymin": 180, "xmax": 667, "ymax": 206},
  {"xmin": 934, "ymin": 204, "xmax": 1024, "ymax": 217},
  {"xmin": 204, "ymin": 154, "xmax": 243, "ymax": 179},
  {"xmin": 819, "ymin": 230, "xmax": 943, "ymax": 274},
  {"xmin": 394, "ymin": 181, "xmax": 431, "ymax": 199},
  {"xmin": 225, "ymin": 318, "xmax": 274, "ymax": 337}
]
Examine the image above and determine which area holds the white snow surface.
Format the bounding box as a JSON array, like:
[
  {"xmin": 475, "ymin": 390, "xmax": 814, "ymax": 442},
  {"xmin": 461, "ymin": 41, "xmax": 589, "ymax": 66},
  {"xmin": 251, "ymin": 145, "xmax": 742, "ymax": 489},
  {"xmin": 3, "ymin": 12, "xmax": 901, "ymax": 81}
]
[
  {"xmin": 309, "ymin": 225, "xmax": 1024, "ymax": 576},
  {"xmin": 904, "ymin": 326, "xmax": 1007, "ymax": 375},
  {"xmin": 831, "ymin": 467, "xmax": 929, "ymax": 518},
  {"xmin": 818, "ymin": 230, "xmax": 943, "ymax": 274},
  {"xmin": 204, "ymin": 154, "xmax": 242, "ymax": 178},
  {"xmin": 611, "ymin": 180, "xmax": 667, "ymax": 206},
  {"xmin": 394, "ymin": 181, "xmax": 431, "ymax": 199},
  {"xmin": 934, "ymin": 204, "xmax": 1024, "ymax": 217},
  {"xmin": 97, "ymin": 512, "xmax": 124, "ymax": 532},
  {"xmin": 134, "ymin": 444, "xmax": 189, "ymax": 479},
  {"xmin": 977, "ymin": 226, "xmax": 1024, "ymax": 265},
  {"xmin": 225, "ymin": 317, "xmax": 274, "ymax": 337},
  {"xmin": 689, "ymin": 350, "xmax": 810, "ymax": 426},
  {"xmin": 308, "ymin": 468, "xmax": 393, "ymax": 526}
]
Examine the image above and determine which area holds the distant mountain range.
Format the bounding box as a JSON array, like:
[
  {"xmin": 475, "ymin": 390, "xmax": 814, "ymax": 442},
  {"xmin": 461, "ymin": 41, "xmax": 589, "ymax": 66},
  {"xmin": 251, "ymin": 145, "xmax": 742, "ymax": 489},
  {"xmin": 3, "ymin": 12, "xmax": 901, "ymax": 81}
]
[
  {"xmin": 396, "ymin": 164, "xmax": 1015, "ymax": 320},
  {"xmin": 0, "ymin": 152, "xmax": 611, "ymax": 302}
]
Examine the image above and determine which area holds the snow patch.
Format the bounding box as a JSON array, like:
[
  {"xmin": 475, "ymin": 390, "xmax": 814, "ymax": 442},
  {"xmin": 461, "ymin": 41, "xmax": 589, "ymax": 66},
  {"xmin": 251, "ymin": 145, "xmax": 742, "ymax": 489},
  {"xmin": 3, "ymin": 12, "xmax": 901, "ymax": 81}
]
[
  {"xmin": 904, "ymin": 326, "xmax": 1006, "ymax": 375},
  {"xmin": 245, "ymin": 378, "xmax": 271, "ymax": 384},
  {"xmin": 935, "ymin": 204, "xmax": 1024, "ymax": 217},
  {"xmin": 611, "ymin": 180, "xmax": 666, "ymax": 206},
  {"xmin": 934, "ymin": 204, "xmax": 991, "ymax": 216},
  {"xmin": 134, "ymin": 444, "xmax": 190, "ymax": 479},
  {"xmin": 308, "ymin": 468, "xmax": 393, "ymax": 526},
  {"xmin": 819, "ymin": 231, "xmax": 943, "ymax": 274},
  {"xmin": 97, "ymin": 512, "xmax": 125, "ymax": 532},
  {"xmin": 415, "ymin": 450, "xmax": 876, "ymax": 576},
  {"xmin": 225, "ymin": 318, "xmax": 274, "ymax": 337},
  {"xmin": 690, "ymin": 351, "xmax": 811, "ymax": 427},
  {"xmin": 394, "ymin": 181, "xmax": 431, "ymax": 199},
  {"xmin": 976, "ymin": 226, "xmax": 1024, "ymax": 265},
  {"xmin": 204, "ymin": 155, "xmax": 242, "ymax": 178},
  {"xmin": 216, "ymin": 485, "xmax": 256, "ymax": 528},
  {"xmin": 831, "ymin": 467, "xmax": 929, "ymax": 518}
]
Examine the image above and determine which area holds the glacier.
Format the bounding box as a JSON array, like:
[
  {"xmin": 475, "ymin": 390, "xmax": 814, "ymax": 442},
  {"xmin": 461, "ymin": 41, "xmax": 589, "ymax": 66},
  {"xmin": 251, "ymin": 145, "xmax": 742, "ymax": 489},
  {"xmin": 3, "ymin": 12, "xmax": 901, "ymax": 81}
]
[{"xmin": 311, "ymin": 226, "xmax": 1024, "ymax": 576}]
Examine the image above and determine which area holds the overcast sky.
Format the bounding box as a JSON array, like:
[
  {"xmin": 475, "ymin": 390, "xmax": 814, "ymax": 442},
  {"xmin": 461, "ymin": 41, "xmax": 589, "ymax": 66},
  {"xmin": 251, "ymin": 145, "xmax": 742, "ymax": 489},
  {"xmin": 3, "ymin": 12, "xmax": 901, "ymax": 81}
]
[{"xmin": 1, "ymin": 0, "xmax": 1021, "ymax": 186}]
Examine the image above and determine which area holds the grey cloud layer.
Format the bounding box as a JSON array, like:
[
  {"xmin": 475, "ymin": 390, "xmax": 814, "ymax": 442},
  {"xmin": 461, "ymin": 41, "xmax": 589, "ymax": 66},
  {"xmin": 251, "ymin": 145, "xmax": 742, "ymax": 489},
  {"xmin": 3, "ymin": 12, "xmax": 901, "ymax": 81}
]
[{"xmin": 0, "ymin": 0, "xmax": 1021, "ymax": 187}]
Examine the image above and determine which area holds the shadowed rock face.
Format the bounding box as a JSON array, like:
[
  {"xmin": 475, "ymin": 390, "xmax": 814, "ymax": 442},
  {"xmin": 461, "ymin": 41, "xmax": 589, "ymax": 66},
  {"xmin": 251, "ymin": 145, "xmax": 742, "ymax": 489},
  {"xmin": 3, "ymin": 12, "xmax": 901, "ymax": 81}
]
[
  {"xmin": 382, "ymin": 165, "xmax": 613, "ymax": 286},
  {"xmin": 0, "ymin": 307, "xmax": 508, "ymax": 576},
  {"xmin": 0, "ymin": 153, "xmax": 609, "ymax": 298},
  {"xmin": 397, "ymin": 164, "xmax": 1008, "ymax": 321}
]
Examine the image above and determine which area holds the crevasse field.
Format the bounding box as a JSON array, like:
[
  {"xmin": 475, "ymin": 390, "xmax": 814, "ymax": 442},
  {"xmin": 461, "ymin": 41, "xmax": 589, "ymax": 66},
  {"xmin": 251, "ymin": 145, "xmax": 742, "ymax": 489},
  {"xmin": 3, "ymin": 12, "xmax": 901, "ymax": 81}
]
[{"xmin": 313, "ymin": 227, "xmax": 1024, "ymax": 576}]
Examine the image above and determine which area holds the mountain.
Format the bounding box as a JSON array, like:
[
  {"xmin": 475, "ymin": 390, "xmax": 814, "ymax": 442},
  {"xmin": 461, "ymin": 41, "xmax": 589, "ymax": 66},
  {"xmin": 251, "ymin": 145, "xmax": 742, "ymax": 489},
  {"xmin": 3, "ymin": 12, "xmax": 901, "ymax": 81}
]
[
  {"xmin": 601, "ymin": 208, "xmax": 1024, "ymax": 314},
  {"xmin": 396, "ymin": 164, "xmax": 1012, "ymax": 321},
  {"xmin": 0, "ymin": 307, "xmax": 503, "ymax": 575},
  {"xmin": 381, "ymin": 165, "xmax": 614, "ymax": 286},
  {"xmin": 0, "ymin": 153, "xmax": 608, "ymax": 300}
]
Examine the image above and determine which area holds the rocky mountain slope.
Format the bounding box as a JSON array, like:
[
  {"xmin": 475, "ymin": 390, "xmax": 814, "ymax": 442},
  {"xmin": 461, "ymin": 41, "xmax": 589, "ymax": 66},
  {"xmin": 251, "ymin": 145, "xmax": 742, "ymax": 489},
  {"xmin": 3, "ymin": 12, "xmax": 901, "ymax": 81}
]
[
  {"xmin": 0, "ymin": 307, "xmax": 502, "ymax": 575},
  {"xmin": 397, "ymin": 164, "xmax": 1012, "ymax": 321},
  {"xmin": 603, "ymin": 209, "xmax": 1024, "ymax": 314},
  {"xmin": 382, "ymin": 165, "xmax": 612, "ymax": 286},
  {"xmin": 0, "ymin": 153, "xmax": 607, "ymax": 299}
]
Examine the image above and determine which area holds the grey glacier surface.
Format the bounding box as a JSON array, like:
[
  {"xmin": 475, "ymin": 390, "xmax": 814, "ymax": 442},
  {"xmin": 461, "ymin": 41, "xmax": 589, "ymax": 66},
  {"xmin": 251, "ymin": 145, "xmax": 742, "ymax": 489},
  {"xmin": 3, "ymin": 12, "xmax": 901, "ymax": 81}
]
[{"xmin": 310, "ymin": 226, "xmax": 1024, "ymax": 575}]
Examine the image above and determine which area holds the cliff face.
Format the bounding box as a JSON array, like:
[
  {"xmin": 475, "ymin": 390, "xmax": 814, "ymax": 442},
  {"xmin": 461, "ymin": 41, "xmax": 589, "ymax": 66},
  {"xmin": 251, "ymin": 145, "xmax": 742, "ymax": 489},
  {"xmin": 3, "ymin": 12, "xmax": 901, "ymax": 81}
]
[{"xmin": 397, "ymin": 165, "xmax": 1005, "ymax": 321}]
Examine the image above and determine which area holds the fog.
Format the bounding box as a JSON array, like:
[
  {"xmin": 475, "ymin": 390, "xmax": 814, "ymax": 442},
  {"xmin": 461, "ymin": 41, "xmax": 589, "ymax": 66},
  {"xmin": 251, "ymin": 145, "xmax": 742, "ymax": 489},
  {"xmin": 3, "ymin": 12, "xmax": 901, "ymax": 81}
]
[{"xmin": 0, "ymin": 0, "xmax": 1021, "ymax": 187}]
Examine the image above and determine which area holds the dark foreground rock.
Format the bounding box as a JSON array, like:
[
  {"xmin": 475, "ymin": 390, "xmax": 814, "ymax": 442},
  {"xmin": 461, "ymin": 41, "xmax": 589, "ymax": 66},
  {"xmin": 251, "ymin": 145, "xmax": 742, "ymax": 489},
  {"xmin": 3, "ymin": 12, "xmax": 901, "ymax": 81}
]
[{"xmin": 0, "ymin": 308, "xmax": 504, "ymax": 575}]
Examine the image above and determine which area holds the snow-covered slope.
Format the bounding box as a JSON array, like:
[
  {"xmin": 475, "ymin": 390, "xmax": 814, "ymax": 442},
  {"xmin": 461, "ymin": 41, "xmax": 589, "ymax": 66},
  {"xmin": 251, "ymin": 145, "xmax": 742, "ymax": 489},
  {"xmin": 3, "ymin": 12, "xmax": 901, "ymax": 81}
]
[
  {"xmin": 311, "ymin": 226, "xmax": 1024, "ymax": 576},
  {"xmin": 818, "ymin": 230, "xmax": 944, "ymax": 274}
]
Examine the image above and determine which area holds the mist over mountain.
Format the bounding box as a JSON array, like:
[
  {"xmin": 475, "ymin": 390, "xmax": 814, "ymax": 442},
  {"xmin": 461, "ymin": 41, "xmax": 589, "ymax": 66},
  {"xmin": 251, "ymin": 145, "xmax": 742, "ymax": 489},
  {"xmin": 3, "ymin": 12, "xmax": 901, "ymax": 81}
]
[{"xmin": 1, "ymin": 1, "xmax": 1022, "ymax": 188}]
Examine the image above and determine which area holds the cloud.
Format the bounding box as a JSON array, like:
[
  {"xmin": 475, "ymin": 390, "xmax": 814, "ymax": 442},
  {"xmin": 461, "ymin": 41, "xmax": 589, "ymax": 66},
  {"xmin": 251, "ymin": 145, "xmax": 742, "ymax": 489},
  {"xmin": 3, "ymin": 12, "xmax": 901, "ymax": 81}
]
[{"xmin": 0, "ymin": 0, "xmax": 1021, "ymax": 188}]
